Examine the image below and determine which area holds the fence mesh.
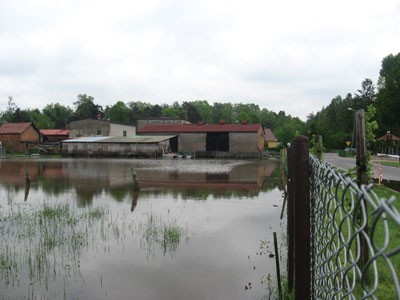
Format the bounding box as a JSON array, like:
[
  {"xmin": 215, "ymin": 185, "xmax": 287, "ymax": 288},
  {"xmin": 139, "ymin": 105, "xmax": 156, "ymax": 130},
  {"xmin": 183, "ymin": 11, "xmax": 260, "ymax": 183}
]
[{"xmin": 309, "ymin": 155, "xmax": 400, "ymax": 299}]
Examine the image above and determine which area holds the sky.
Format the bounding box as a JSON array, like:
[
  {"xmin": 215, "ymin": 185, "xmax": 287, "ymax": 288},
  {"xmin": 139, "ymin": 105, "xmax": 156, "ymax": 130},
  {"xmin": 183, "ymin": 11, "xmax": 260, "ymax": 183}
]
[{"xmin": 0, "ymin": 0, "xmax": 399, "ymax": 120}]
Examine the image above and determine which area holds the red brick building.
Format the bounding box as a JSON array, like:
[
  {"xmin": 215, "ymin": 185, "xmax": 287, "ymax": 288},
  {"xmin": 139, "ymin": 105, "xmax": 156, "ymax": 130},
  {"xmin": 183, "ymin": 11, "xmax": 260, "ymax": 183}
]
[{"xmin": 0, "ymin": 122, "xmax": 41, "ymax": 153}]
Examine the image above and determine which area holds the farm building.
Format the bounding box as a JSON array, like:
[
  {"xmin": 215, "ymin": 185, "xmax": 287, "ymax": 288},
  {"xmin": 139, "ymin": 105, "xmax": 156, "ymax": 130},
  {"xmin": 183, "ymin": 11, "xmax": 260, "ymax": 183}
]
[
  {"xmin": 0, "ymin": 122, "xmax": 41, "ymax": 153},
  {"xmin": 69, "ymin": 119, "xmax": 136, "ymax": 138},
  {"xmin": 137, "ymin": 121, "xmax": 267, "ymax": 158},
  {"xmin": 264, "ymin": 129, "xmax": 278, "ymax": 149},
  {"xmin": 40, "ymin": 129, "xmax": 70, "ymax": 142},
  {"xmin": 137, "ymin": 117, "xmax": 190, "ymax": 130},
  {"xmin": 62, "ymin": 135, "xmax": 175, "ymax": 158}
]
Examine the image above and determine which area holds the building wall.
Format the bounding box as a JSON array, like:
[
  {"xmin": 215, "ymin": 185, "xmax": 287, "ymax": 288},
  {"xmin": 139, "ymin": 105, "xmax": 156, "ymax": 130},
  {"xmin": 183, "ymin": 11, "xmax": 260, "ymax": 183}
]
[
  {"xmin": 0, "ymin": 134, "xmax": 22, "ymax": 152},
  {"xmin": 62, "ymin": 141, "xmax": 169, "ymax": 158},
  {"xmin": 179, "ymin": 133, "xmax": 206, "ymax": 152},
  {"xmin": 69, "ymin": 120, "xmax": 110, "ymax": 138},
  {"xmin": 109, "ymin": 123, "xmax": 136, "ymax": 137},
  {"xmin": 229, "ymin": 132, "xmax": 260, "ymax": 152},
  {"xmin": 267, "ymin": 141, "xmax": 278, "ymax": 148},
  {"xmin": 137, "ymin": 118, "xmax": 189, "ymax": 130},
  {"xmin": 21, "ymin": 126, "xmax": 41, "ymax": 142},
  {"xmin": 0, "ymin": 125, "xmax": 40, "ymax": 153}
]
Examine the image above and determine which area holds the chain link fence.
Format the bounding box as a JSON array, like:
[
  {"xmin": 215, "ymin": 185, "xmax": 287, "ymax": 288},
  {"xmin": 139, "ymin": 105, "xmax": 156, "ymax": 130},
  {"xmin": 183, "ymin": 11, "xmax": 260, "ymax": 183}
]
[{"xmin": 309, "ymin": 154, "xmax": 400, "ymax": 299}]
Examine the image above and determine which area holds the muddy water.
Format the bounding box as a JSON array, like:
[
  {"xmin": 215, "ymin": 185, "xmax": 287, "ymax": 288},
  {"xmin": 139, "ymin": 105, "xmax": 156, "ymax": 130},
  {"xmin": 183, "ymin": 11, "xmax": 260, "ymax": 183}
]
[{"xmin": 0, "ymin": 158, "xmax": 285, "ymax": 300}]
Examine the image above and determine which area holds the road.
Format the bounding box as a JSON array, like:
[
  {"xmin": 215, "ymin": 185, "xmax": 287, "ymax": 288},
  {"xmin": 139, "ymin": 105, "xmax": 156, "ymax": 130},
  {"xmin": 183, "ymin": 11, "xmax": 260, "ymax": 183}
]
[{"xmin": 323, "ymin": 153, "xmax": 400, "ymax": 181}]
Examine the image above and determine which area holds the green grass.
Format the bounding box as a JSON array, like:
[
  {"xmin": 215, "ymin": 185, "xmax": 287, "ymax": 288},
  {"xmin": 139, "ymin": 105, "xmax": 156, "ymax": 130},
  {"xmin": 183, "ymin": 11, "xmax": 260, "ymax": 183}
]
[
  {"xmin": 379, "ymin": 161, "xmax": 400, "ymax": 168},
  {"xmin": 313, "ymin": 182, "xmax": 400, "ymax": 299},
  {"xmin": 140, "ymin": 212, "xmax": 187, "ymax": 256}
]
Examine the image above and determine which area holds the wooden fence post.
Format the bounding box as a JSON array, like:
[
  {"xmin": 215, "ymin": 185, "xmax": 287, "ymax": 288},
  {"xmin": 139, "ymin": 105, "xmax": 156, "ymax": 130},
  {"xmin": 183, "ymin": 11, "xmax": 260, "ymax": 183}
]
[
  {"xmin": 293, "ymin": 136, "xmax": 310, "ymax": 300},
  {"xmin": 287, "ymin": 146, "xmax": 294, "ymax": 293}
]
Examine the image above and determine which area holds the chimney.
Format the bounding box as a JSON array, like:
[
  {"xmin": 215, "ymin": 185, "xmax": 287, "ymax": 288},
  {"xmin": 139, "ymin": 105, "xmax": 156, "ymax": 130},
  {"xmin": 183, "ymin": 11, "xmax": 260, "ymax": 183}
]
[
  {"xmin": 241, "ymin": 119, "xmax": 248, "ymax": 124},
  {"xmin": 219, "ymin": 119, "xmax": 225, "ymax": 124}
]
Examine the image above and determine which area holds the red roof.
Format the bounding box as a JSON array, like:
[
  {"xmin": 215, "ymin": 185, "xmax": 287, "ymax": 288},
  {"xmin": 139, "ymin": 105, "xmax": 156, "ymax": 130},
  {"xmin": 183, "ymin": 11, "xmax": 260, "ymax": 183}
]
[
  {"xmin": 0, "ymin": 122, "xmax": 33, "ymax": 134},
  {"xmin": 138, "ymin": 123, "xmax": 263, "ymax": 133},
  {"xmin": 264, "ymin": 128, "xmax": 278, "ymax": 142},
  {"xmin": 40, "ymin": 129, "xmax": 70, "ymax": 136}
]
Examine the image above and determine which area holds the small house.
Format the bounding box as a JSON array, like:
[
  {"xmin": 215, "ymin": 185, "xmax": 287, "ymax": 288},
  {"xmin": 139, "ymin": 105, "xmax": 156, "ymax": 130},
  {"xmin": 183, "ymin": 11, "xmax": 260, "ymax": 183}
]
[
  {"xmin": 40, "ymin": 129, "xmax": 70, "ymax": 143},
  {"xmin": 0, "ymin": 122, "xmax": 41, "ymax": 153}
]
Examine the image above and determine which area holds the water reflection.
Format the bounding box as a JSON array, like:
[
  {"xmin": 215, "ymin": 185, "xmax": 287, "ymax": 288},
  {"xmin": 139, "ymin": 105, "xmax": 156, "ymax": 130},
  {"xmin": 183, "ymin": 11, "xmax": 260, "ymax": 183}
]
[
  {"xmin": 0, "ymin": 158, "xmax": 284, "ymax": 300},
  {"xmin": 0, "ymin": 159, "xmax": 280, "ymax": 206}
]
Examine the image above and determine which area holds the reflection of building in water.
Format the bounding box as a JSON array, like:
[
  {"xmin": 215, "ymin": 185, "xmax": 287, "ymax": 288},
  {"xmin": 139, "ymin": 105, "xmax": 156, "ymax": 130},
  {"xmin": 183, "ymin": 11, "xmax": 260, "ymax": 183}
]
[{"xmin": 0, "ymin": 160, "xmax": 279, "ymax": 203}]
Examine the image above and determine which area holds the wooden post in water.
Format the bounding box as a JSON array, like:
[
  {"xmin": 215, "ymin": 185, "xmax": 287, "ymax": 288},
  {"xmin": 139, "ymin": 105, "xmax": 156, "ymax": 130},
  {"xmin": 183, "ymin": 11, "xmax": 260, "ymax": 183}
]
[
  {"xmin": 273, "ymin": 232, "xmax": 282, "ymax": 300},
  {"xmin": 131, "ymin": 168, "xmax": 140, "ymax": 212}
]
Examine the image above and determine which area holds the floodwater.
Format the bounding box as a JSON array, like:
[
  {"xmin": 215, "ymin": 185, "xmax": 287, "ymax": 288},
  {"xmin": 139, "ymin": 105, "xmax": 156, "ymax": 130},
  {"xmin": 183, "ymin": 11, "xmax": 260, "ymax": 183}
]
[{"xmin": 0, "ymin": 158, "xmax": 285, "ymax": 300}]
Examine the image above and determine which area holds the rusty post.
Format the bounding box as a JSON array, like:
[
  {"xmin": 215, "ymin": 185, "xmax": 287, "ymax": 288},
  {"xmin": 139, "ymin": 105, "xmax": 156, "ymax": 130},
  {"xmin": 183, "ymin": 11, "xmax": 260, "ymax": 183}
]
[
  {"xmin": 287, "ymin": 146, "xmax": 294, "ymax": 293},
  {"xmin": 293, "ymin": 136, "xmax": 310, "ymax": 300}
]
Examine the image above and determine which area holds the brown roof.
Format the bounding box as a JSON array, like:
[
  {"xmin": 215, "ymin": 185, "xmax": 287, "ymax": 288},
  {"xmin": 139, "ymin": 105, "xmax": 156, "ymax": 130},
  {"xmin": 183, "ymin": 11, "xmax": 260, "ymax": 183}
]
[
  {"xmin": 378, "ymin": 134, "xmax": 400, "ymax": 141},
  {"xmin": 264, "ymin": 128, "xmax": 278, "ymax": 142},
  {"xmin": 40, "ymin": 129, "xmax": 70, "ymax": 136},
  {"xmin": 0, "ymin": 122, "xmax": 34, "ymax": 134},
  {"xmin": 138, "ymin": 123, "xmax": 263, "ymax": 133}
]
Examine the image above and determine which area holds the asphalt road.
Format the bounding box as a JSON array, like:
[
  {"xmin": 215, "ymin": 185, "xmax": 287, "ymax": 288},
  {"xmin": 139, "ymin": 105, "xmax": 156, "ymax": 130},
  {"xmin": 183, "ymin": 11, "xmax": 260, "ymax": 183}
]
[{"xmin": 323, "ymin": 153, "xmax": 400, "ymax": 181}]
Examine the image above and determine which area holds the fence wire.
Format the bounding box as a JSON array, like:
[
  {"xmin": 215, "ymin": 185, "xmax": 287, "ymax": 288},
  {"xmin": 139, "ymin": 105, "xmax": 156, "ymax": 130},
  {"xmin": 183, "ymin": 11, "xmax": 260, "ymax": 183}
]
[{"xmin": 309, "ymin": 155, "xmax": 400, "ymax": 299}]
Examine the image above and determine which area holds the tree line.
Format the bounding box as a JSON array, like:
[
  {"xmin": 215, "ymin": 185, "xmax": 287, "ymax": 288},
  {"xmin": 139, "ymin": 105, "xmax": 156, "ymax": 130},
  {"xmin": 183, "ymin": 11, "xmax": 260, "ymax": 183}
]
[
  {"xmin": 0, "ymin": 95, "xmax": 305, "ymax": 146},
  {"xmin": 1, "ymin": 52, "xmax": 399, "ymax": 150}
]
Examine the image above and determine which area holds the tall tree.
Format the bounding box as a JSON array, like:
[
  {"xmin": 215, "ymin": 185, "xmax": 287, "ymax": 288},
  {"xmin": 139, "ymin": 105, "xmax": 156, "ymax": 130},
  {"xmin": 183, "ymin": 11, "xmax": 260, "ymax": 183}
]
[
  {"xmin": 104, "ymin": 101, "xmax": 132, "ymax": 123},
  {"xmin": 0, "ymin": 96, "xmax": 17, "ymax": 124},
  {"xmin": 73, "ymin": 94, "xmax": 102, "ymax": 120},
  {"xmin": 43, "ymin": 103, "xmax": 74, "ymax": 128},
  {"xmin": 354, "ymin": 78, "xmax": 376, "ymax": 109},
  {"xmin": 376, "ymin": 53, "xmax": 400, "ymax": 135}
]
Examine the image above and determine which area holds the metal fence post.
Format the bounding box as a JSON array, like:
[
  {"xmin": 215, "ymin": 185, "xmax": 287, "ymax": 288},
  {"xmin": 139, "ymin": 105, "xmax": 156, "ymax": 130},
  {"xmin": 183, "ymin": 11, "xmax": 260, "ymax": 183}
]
[
  {"xmin": 293, "ymin": 136, "xmax": 310, "ymax": 300},
  {"xmin": 287, "ymin": 146, "xmax": 294, "ymax": 293}
]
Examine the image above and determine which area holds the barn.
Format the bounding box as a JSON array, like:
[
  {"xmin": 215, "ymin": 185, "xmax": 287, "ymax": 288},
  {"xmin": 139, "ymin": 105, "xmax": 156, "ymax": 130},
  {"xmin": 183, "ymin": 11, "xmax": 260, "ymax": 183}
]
[
  {"xmin": 69, "ymin": 119, "xmax": 136, "ymax": 138},
  {"xmin": 62, "ymin": 135, "xmax": 175, "ymax": 158},
  {"xmin": 138, "ymin": 121, "xmax": 266, "ymax": 158},
  {"xmin": 0, "ymin": 122, "xmax": 41, "ymax": 153}
]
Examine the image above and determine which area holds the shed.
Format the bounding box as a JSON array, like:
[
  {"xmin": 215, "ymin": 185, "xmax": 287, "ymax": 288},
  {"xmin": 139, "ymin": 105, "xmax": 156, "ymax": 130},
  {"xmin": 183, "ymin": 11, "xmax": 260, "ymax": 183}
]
[
  {"xmin": 62, "ymin": 135, "xmax": 175, "ymax": 158},
  {"xmin": 69, "ymin": 119, "xmax": 136, "ymax": 138},
  {"xmin": 264, "ymin": 129, "xmax": 278, "ymax": 148},
  {"xmin": 40, "ymin": 129, "xmax": 70, "ymax": 142},
  {"xmin": 138, "ymin": 123, "xmax": 266, "ymax": 158},
  {"xmin": 0, "ymin": 122, "xmax": 41, "ymax": 153}
]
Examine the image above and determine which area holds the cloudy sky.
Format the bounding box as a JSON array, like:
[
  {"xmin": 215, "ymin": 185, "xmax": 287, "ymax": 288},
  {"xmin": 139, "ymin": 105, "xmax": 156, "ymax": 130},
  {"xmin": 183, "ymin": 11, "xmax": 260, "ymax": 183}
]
[{"xmin": 1, "ymin": 0, "xmax": 399, "ymax": 120}]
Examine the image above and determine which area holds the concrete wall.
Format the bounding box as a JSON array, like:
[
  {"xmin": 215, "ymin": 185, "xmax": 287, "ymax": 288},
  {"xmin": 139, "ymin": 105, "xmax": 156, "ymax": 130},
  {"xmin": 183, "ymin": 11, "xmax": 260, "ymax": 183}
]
[
  {"xmin": 229, "ymin": 132, "xmax": 259, "ymax": 152},
  {"xmin": 109, "ymin": 123, "xmax": 136, "ymax": 137},
  {"xmin": 62, "ymin": 140, "xmax": 169, "ymax": 158},
  {"xmin": 69, "ymin": 120, "xmax": 110, "ymax": 138},
  {"xmin": 179, "ymin": 133, "xmax": 206, "ymax": 152}
]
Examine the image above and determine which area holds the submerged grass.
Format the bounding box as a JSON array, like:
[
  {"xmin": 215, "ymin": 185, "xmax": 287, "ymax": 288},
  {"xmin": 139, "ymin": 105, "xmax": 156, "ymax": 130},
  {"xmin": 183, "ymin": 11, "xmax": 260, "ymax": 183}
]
[
  {"xmin": 140, "ymin": 212, "xmax": 187, "ymax": 256},
  {"xmin": 0, "ymin": 202, "xmax": 109, "ymax": 293}
]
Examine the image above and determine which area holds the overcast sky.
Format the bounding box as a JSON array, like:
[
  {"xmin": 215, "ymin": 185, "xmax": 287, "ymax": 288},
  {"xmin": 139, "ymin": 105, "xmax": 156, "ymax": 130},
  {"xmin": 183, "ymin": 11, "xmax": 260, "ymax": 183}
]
[{"xmin": 1, "ymin": 0, "xmax": 399, "ymax": 120}]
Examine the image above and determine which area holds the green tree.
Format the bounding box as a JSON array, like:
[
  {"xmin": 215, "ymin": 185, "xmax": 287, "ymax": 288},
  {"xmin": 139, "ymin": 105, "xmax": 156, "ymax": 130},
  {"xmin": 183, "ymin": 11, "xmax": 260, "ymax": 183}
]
[
  {"xmin": 0, "ymin": 96, "xmax": 18, "ymax": 124},
  {"xmin": 43, "ymin": 103, "xmax": 74, "ymax": 128},
  {"xmin": 376, "ymin": 53, "xmax": 400, "ymax": 135},
  {"xmin": 74, "ymin": 94, "xmax": 102, "ymax": 120},
  {"xmin": 104, "ymin": 101, "xmax": 132, "ymax": 123},
  {"xmin": 211, "ymin": 102, "xmax": 234, "ymax": 123},
  {"xmin": 354, "ymin": 78, "xmax": 376, "ymax": 109}
]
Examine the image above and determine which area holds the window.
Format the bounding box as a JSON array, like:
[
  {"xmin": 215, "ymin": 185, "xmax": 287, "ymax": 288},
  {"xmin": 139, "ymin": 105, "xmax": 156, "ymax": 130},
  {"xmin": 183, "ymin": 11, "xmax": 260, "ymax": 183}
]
[
  {"xmin": 96, "ymin": 130, "xmax": 101, "ymax": 135},
  {"xmin": 123, "ymin": 130, "xmax": 127, "ymax": 137}
]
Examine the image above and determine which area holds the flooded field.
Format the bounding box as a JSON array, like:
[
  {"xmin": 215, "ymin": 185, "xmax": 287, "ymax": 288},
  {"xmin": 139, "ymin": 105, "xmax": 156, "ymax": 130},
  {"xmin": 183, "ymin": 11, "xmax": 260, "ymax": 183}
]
[{"xmin": 0, "ymin": 158, "xmax": 285, "ymax": 300}]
